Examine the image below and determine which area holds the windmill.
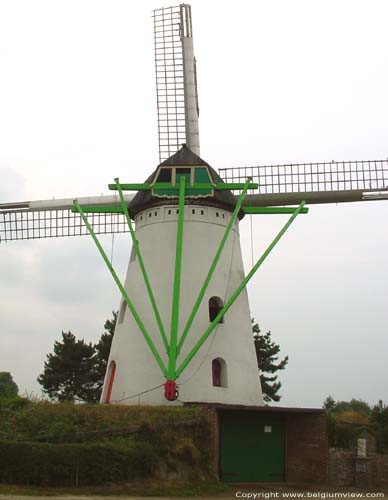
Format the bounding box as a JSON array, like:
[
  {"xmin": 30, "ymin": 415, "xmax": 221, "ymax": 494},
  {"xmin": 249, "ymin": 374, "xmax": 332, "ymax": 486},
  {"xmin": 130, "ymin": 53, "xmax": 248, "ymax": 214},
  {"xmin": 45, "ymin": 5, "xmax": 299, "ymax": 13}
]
[{"xmin": 1, "ymin": 4, "xmax": 387, "ymax": 405}]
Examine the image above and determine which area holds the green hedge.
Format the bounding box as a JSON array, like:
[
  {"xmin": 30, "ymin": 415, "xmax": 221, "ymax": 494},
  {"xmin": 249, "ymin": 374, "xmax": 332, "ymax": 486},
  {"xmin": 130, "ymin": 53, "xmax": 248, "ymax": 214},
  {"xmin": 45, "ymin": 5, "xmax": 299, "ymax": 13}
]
[{"xmin": 0, "ymin": 440, "xmax": 157, "ymax": 486}]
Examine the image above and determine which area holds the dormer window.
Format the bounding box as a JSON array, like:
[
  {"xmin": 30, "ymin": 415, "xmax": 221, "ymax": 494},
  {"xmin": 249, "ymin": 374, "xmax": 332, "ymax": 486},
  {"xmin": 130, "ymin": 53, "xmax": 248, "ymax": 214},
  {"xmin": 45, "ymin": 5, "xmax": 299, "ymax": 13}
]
[
  {"xmin": 153, "ymin": 165, "xmax": 213, "ymax": 198},
  {"xmin": 157, "ymin": 168, "xmax": 172, "ymax": 182}
]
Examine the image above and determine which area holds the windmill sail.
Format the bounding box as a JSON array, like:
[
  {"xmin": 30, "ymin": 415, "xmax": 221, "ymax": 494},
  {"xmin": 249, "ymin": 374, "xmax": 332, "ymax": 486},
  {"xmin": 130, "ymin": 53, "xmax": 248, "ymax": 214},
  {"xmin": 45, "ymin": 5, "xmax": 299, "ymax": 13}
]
[
  {"xmin": 0, "ymin": 194, "xmax": 133, "ymax": 243},
  {"xmin": 219, "ymin": 159, "xmax": 388, "ymax": 206},
  {"xmin": 153, "ymin": 4, "xmax": 200, "ymax": 163}
]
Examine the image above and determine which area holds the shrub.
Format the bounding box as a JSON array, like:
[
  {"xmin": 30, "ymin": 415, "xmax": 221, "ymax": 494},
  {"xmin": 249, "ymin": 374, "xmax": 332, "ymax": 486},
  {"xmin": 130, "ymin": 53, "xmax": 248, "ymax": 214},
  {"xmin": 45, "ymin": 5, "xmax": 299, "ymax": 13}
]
[{"xmin": 0, "ymin": 440, "xmax": 158, "ymax": 486}]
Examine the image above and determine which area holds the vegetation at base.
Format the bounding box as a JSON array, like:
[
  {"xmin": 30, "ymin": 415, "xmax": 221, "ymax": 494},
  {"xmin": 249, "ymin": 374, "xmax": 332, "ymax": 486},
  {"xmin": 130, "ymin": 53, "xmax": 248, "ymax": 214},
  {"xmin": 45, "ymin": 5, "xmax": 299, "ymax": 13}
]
[
  {"xmin": 253, "ymin": 321, "xmax": 288, "ymax": 402},
  {"xmin": 0, "ymin": 400, "xmax": 212, "ymax": 486},
  {"xmin": 0, "ymin": 479, "xmax": 229, "ymax": 497},
  {"xmin": 323, "ymin": 395, "xmax": 388, "ymax": 453}
]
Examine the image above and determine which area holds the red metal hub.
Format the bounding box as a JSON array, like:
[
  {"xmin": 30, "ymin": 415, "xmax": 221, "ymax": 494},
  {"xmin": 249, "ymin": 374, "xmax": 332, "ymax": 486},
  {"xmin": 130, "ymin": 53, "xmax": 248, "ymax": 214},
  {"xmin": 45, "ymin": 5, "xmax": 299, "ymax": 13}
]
[{"xmin": 164, "ymin": 380, "xmax": 178, "ymax": 401}]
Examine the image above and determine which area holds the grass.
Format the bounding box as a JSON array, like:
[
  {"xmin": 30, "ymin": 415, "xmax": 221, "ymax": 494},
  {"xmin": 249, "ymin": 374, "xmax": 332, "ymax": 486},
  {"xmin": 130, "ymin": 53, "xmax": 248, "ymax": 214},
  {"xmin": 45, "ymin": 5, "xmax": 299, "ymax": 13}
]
[{"xmin": 0, "ymin": 479, "xmax": 230, "ymax": 497}]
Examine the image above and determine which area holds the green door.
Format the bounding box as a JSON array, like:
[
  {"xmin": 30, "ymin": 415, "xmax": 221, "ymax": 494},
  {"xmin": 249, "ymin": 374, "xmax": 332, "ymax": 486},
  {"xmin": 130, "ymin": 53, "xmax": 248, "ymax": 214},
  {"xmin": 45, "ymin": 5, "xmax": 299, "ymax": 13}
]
[{"xmin": 221, "ymin": 411, "xmax": 285, "ymax": 482}]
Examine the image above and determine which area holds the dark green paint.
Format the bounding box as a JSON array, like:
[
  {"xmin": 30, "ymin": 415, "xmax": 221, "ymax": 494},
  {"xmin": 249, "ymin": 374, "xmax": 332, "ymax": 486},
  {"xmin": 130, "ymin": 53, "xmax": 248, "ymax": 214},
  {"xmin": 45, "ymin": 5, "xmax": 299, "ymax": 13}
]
[
  {"xmin": 221, "ymin": 411, "xmax": 285, "ymax": 482},
  {"xmin": 71, "ymin": 205, "xmax": 125, "ymax": 214},
  {"xmin": 168, "ymin": 176, "xmax": 186, "ymax": 379},
  {"xmin": 243, "ymin": 206, "xmax": 309, "ymax": 214}
]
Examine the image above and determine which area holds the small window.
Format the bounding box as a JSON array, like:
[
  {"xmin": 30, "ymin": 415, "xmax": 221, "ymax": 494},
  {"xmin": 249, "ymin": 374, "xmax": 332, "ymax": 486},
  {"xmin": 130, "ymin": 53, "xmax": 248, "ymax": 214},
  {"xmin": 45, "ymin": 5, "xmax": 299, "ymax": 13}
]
[
  {"xmin": 154, "ymin": 211, "xmax": 157, "ymax": 216},
  {"xmin": 201, "ymin": 210, "xmax": 204, "ymax": 215},
  {"xmin": 209, "ymin": 296, "xmax": 224, "ymax": 323},
  {"xmin": 149, "ymin": 212, "xmax": 152, "ymax": 218},
  {"xmin": 212, "ymin": 358, "xmax": 227, "ymax": 387},
  {"xmin": 168, "ymin": 209, "xmax": 171, "ymax": 215},
  {"xmin": 216, "ymin": 212, "xmax": 219, "ymax": 217},
  {"xmin": 192, "ymin": 209, "xmax": 196, "ymax": 214},
  {"xmin": 118, "ymin": 301, "xmax": 126, "ymax": 324},
  {"xmin": 157, "ymin": 168, "xmax": 172, "ymax": 182}
]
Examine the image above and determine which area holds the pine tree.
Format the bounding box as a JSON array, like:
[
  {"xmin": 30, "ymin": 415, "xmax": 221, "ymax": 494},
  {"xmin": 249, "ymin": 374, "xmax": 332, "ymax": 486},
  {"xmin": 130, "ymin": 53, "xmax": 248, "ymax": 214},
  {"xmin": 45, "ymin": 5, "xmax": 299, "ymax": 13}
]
[
  {"xmin": 0, "ymin": 372, "xmax": 18, "ymax": 399},
  {"xmin": 38, "ymin": 331, "xmax": 98, "ymax": 402},
  {"xmin": 253, "ymin": 321, "xmax": 288, "ymax": 403}
]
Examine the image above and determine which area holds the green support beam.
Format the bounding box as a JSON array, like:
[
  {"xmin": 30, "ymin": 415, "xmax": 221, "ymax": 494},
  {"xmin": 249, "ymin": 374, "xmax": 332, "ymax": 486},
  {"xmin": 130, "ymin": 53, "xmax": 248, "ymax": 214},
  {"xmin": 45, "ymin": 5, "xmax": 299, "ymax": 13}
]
[
  {"xmin": 177, "ymin": 177, "xmax": 252, "ymax": 355},
  {"xmin": 114, "ymin": 178, "xmax": 170, "ymax": 354},
  {"xmin": 73, "ymin": 199, "xmax": 168, "ymax": 378},
  {"xmin": 168, "ymin": 176, "xmax": 186, "ymax": 380},
  {"xmin": 175, "ymin": 201, "xmax": 306, "ymax": 378},
  {"xmin": 108, "ymin": 182, "xmax": 258, "ymax": 191},
  {"xmin": 243, "ymin": 206, "xmax": 309, "ymax": 215},
  {"xmin": 71, "ymin": 205, "xmax": 125, "ymax": 214}
]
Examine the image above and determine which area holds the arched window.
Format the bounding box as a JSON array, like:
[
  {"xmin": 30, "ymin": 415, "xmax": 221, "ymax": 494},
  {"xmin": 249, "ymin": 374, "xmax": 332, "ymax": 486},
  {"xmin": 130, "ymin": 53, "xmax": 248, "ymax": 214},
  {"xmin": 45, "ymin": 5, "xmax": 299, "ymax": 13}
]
[
  {"xmin": 212, "ymin": 358, "xmax": 228, "ymax": 387},
  {"xmin": 104, "ymin": 360, "xmax": 116, "ymax": 403},
  {"xmin": 209, "ymin": 296, "xmax": 224, "ymax": 323}
]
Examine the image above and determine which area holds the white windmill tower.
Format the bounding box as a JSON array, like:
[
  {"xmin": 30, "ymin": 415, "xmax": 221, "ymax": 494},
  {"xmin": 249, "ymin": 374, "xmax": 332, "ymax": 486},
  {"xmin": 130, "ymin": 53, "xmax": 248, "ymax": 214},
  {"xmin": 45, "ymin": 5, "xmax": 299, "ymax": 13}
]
[{"xmin": 1, "ymin": 4, "xmax": 388, "ymax": 406}]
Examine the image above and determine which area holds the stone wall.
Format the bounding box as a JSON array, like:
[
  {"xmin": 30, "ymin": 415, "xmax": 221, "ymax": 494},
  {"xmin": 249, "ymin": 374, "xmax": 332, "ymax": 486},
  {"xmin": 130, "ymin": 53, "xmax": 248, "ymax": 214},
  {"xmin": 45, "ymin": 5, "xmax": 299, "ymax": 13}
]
[{"xmin": 328, "ymin": 433, "xmax": 388, "ymax": 488}]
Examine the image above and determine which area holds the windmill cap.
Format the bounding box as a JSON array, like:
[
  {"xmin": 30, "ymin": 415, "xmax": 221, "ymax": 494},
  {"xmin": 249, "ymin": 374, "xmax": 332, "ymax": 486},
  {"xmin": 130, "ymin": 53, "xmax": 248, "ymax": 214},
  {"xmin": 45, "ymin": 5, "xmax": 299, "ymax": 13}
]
[{"xmin": 128, "ymin": 145, "xmax": 244, "ymax": 219}]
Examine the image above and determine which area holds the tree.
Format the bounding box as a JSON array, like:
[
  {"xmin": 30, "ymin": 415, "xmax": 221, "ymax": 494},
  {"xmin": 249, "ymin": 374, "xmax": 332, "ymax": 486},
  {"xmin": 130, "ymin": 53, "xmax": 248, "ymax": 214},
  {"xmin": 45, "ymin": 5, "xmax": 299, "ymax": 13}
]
[
  {"xmin": 37, "ymin": 312, "xmax": 118, "ymax": 403},
  {"xmin": 253, "ymin": 321, "xmax": 288, "ymax": 403},
  {"xmin": 323, "ymin": 396, "xmax": 371, "ymax": 415},
  {"xmin": 0, "ymin": 372, "xmax": 18, "ymax": 399},
  {"xmin": 93, "ymin": 311, "xmax": 117, "ymax": 399},
  {"xmin": 323, "ymin": 395, "xmax": 337, "ymax": 412},
  {"xmin": 38, "ymin": 331, "xmax": 98, "ymax": 403}
]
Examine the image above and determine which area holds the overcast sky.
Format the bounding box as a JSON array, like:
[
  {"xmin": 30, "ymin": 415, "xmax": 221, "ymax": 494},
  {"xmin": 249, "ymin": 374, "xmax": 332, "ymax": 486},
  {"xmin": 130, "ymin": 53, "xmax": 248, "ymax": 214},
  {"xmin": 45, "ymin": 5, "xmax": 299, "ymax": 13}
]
[{"xmin": 0, "ymin": 0, "xmax": 387, "ymax": 408}]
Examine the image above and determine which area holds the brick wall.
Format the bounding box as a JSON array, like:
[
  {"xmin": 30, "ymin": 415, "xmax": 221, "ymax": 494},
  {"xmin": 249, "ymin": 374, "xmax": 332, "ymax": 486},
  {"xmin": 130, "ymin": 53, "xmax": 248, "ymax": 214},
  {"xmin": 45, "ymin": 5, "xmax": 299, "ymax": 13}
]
[
  {"xmin": 373, "ymin": 454, "xmax": 388, "ymax": 487},
  {"xmin": 285, "ymin": 412, "xmax": 328, "ymax": 484},
  {"xmin": 328, "ymin": 441, "xmax": 388, "ymax": 488},
  {"xmin": 205, "ymin": 407, "xmax": 220, "ymax": 477}
]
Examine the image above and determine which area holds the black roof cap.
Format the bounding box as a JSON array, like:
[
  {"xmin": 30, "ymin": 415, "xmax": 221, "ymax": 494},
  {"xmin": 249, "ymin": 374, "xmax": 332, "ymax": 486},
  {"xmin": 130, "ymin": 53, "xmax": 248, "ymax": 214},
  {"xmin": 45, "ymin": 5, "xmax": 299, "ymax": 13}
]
[{"xmin": 128, "ymin": 145, "xmax": 243, "ymax": 219}]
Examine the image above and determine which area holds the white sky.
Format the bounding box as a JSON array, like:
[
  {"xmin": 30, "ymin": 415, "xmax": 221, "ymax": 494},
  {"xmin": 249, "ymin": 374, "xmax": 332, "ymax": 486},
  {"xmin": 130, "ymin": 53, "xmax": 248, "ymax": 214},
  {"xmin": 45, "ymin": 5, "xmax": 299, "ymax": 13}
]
[{"xmin": 0, "ymin": 0, "xmax": 387, "ymax": 408}]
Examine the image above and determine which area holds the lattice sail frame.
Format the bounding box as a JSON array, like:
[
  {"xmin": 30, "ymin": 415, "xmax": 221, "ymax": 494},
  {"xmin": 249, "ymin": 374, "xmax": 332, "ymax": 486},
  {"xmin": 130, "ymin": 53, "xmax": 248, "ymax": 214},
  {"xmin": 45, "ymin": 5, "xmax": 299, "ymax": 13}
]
[
  {"xmin": 0, "ymin": 195, "xmax": 133, "ymax": 243},
  {"xmin": 153, "ymin": 4, "xmax": 200, "ymax": 163},
  {"xmin": 1, "ymin": 159, "xmax": 388, "ymax": 243},
  {"xmin": 220, "ymin": 159, "xmax": 388, "ymax": 206}
]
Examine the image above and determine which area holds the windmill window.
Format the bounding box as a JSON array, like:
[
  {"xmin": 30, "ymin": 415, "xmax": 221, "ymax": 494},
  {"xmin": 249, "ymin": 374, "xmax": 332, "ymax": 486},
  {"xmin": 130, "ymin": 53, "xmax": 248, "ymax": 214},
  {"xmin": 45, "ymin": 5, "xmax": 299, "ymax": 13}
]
[
  {"xmin": 118, "ymin": 301, "xmax": 126, "ymax": 325},
  {"xmin": 154, "ymin": 211, "xmax": 157, "ymax": 216},
  {"xmin": 201, "ymin": 210, "xmax": 204, "ymax": 215},
  {"xmin": 140, "ymin": 216, "xmax": 143, "ymax": 221},
  {"xmin": 209, "ymin": 296, "xmax": 224, "ymax": 323},
  {"xmin": 149, "ymin": 212, "xmax": 152, "ymax": 218},
  {"xmin": 157, "ymin": 168, "xmax": 172, "ymax": 182},
  {"xmin": 168, "ymin": 209, "xmax": 171, "ymax": 215},
  {"xmin": 222, "ymin": 214, "xmax": 225, "ymax": 219},
  {"xmin": 192, "ymin": 209, "xmax": 196, "ymax": 214},
  {"xmin": 175, "ymin": 167, "xmax": 193, "ymax": 185},
  {"xmin": 176, "ymin": 209, "xmax": 179, "ymax": 214},
  {"xmin": 216, "ymin": 212, "xmax": 219, "ymax": 217},
  {"xmin": 212, "ymin": 358, "xmax": 227, "ymax": 388}
]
